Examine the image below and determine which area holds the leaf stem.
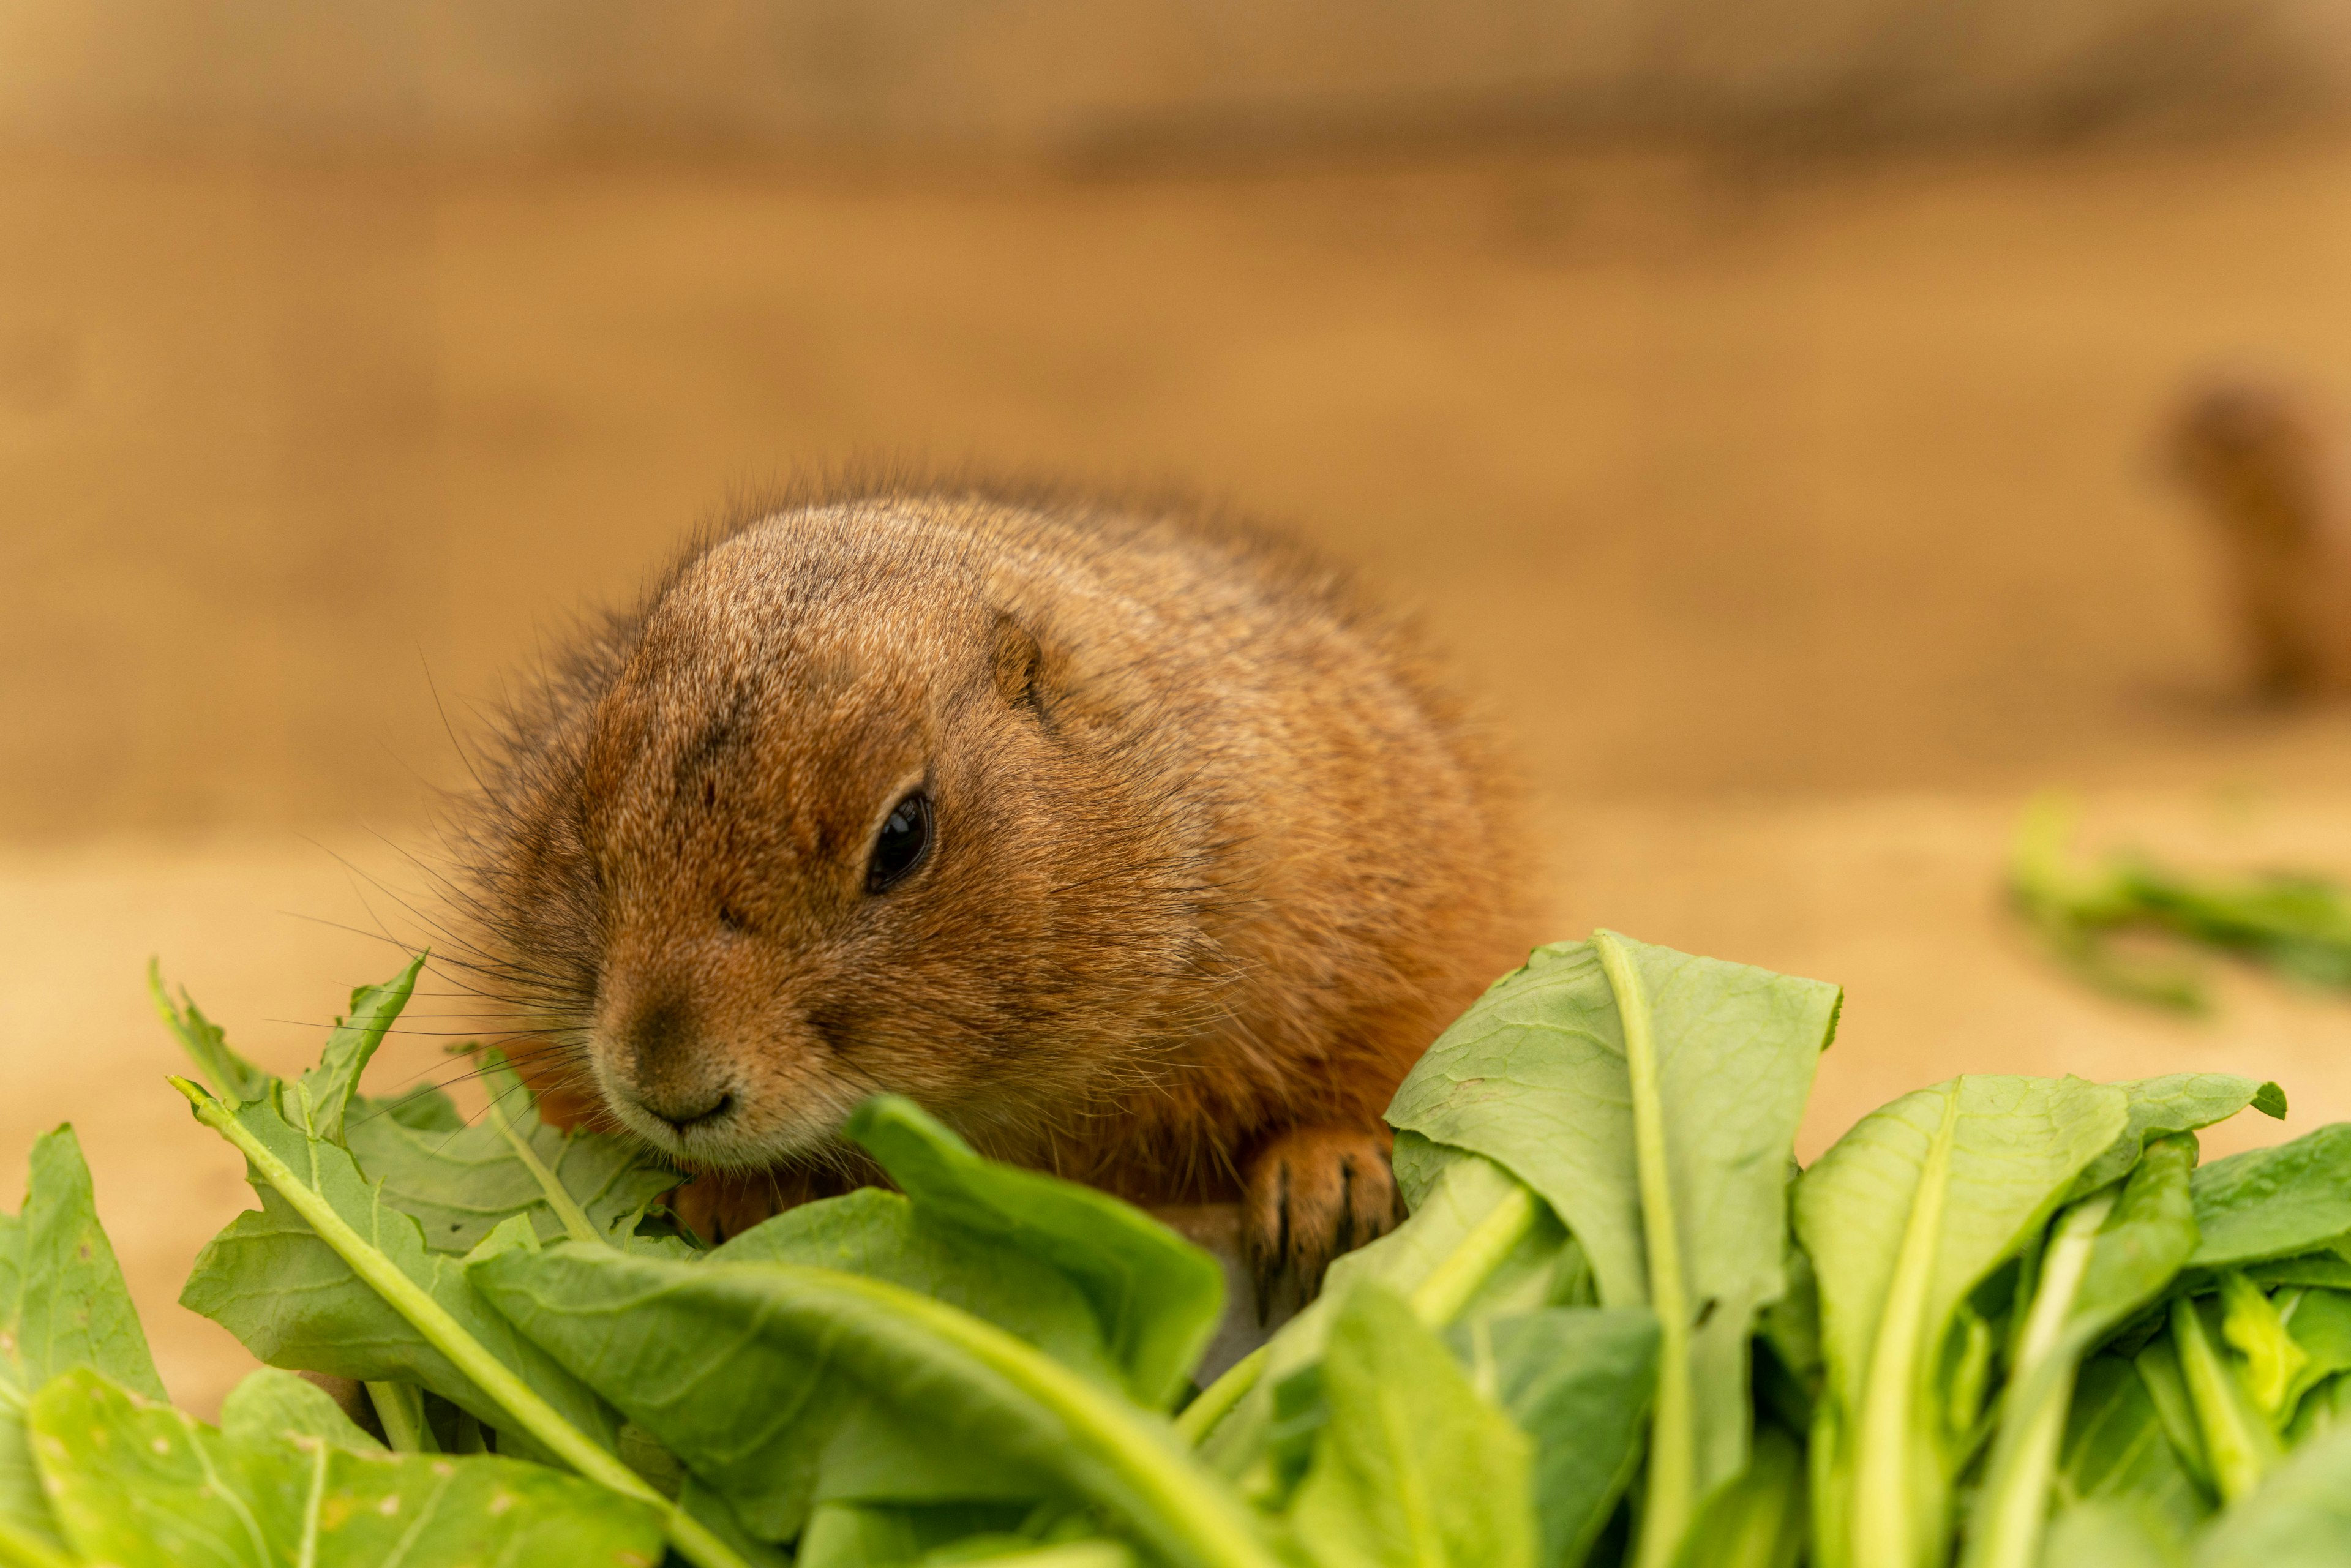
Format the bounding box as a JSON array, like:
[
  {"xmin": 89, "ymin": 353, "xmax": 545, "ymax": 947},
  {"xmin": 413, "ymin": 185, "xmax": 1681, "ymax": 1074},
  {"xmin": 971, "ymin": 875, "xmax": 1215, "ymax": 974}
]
[
  {"xmin": 2170, "ymin": 1293, "xmax": 2280, "ymax": 1503},
  {"xmin": 1175, "ymin": 1347, "xmax": 1265, "ymax": 1447},
  {"xmin": 1960, "ymin": 1189, "xmax": 2117, "ymax": 1568},
  {"xmin": 1853, "ymin": 1084, "xmax": 1962, "ymax": 1568},
  {"xmin": 1176, "ymin": 1176, "xmax": 1543, "ymax": 1449},
  {"xmin": 365, "ymin": 1379, "xmax": 436, "ymax": 1452},
  {"xmin": 171, "ymin": 1077, "xmax": 750, "ymax": 1568},
  {"xmin": 1595, "ymin": 929, "xmax": 1696, "ymax": 1568},
  {"xmin": 479, "ymin": 1063, "xmax": 602, "ymax": 1247}
]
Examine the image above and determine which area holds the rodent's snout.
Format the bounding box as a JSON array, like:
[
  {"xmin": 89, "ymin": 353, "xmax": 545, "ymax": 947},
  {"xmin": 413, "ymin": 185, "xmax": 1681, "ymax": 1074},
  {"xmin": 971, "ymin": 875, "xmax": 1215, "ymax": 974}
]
[{"xmin": 594, "ymin": 990, "xmax": 745, "ymax": 1147}]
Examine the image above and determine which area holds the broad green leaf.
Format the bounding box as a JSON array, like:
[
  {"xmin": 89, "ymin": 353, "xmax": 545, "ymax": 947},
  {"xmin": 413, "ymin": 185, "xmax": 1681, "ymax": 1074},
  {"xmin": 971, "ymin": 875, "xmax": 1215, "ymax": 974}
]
[
  {"xmin": 1194, "ymin": 1147, "xmax": 1562, "ymax": 1471},
  {"xmin": 0, "ymin": 1125, "xmax": 167, "ymax": 1560},
  {"xmin": 1449, "ymin": 1308, "xmax": 1656, "ymax": 1568},
  {"xmin": 2276, "ymin": 1289, "xmax": 2351, "ymax": 1427},
  {"xmin": 177, "ymin": 1085, "xmax": 621, "ymax": 1463},
  {"xmin": 347, "ymin": 1049, "xmax": 680, "ymax": 1255},
  {"xmin": 1385, "ymin": 934, "xmax": 1839, "ymax": 1568},
  {"xmin": 2191, "ymin": 1126, "xmax": 2351, "ymax": 1270},
  {"xmin": 2069, "ymin": 1077, "xmax": 2283, "ymax": 1201},
  {"xmin": 793, "ymin": 1501, "xmax": 1035, "ymax": 1567},
  {"xmin": 27, "ymin": 1366, "xmax": 666, "ymax": 1568},
  {"xmin": 1282, "ymin": 1283, "xmax": 1535, "ymax": 1568},
  {"xmin": 173, "ymin": 1082, "xmax": 748, "ymax": 1568},
  {"xmin": 844, "ymin": 1097, "xmax": 1222, "ymax": 1411},
  {"xmin": 471, "ymin": 1244, "xmax": 1280, "ymax": 1568},
  {"xmin": 2057, "ymin": 1355, "xmax": 2213, "ymax": 1543},
  {"xmin": 218, "ymin": 1367, "xmax": 383, "ymax": 1453},
  {"xmin": 2043, "ymin": 1502, "xmax": 2183, "ymax": 1568},
  {"xmin": 2194, "ymin": 1420, "xmax": 2351, "ymax": 1567},
  {"xmin": 1793, "ymin": 1073, "xmax": 2128, "ymax": 1568},
  {"xmin": 713, "ymin": 1188, "xmax": 1122, "ymax": 1390},
  {"xmin": 1966, "ymin": 1133, "xmax": 2200, "ymax": 1568},
  {"xmin": 2248, "ymin": 1252, "xmax": 2351, "ymax": 1291}
]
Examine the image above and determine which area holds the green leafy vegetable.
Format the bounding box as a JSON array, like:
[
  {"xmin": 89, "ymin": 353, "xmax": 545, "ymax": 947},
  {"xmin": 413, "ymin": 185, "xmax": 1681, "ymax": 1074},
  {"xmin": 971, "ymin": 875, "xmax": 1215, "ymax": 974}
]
[
  {"xmin": 1281, "ymin": 1283, "xmax": 1534, "ymax": 1568},
  {"xmin": 1385, "ymin": 932, "xmax": 1839, "ymax": 1568},
  {"xmin": 1794, "ymin": 1073, "xmax": 2128, "ymax": 1568},
  {"xmin": 470, "ymin": 1242, "xmax": 1281, "ymax": 1568},
  {"xmin": 842, "ymin": 1095, "xmax": 1223, "ymax": 1410},
  {"xmin": 28, "ymin": 1366, "xmax": 667, "ymax": 1567},
  {"xmin": 1966, "ymin": 1132, "xmax": 2201, "ymax": 1568},
  {"xmin": 2192, "ymin": 1127, "xmax": 2351, "ymax": 1270}
]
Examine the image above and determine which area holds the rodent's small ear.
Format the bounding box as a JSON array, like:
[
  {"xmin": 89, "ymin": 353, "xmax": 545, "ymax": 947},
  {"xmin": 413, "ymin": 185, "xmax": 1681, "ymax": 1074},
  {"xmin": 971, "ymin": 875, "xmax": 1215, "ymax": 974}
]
[{"xmin": 990, "ymin": 611, "xmax": 1048, "ymax": 713}]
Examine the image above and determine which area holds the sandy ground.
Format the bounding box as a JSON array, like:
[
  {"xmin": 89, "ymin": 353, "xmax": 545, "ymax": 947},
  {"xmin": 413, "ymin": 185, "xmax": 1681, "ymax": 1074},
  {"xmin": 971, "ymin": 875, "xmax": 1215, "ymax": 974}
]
[{"xmin": 12, "ymin": 133, "xmax": 2351, "ymax": 1410}]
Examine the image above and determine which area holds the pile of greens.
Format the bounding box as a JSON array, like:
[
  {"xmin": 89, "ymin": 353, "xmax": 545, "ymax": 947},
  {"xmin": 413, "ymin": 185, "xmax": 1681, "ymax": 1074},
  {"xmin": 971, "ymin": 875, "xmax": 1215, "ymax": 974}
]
[
  {"xmin": 6, "ymin": 929, "xmax": 2351, "ymax": 1565},
  {"xmin": 2011, "ymin": 797, "xmax": 2351, "ymax": 1010}
]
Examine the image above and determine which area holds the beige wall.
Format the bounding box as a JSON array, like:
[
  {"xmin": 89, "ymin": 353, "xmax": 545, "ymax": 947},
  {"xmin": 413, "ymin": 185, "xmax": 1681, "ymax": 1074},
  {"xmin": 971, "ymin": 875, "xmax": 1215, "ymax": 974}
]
[{"xmin": 0, "ymin": 0, "xmax": 2341, "ymax": 160}]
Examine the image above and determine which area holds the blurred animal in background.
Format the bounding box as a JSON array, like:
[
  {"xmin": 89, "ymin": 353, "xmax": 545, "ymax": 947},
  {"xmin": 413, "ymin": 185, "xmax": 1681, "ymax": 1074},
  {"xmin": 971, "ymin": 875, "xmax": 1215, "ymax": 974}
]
[{"xmin": 2170, "ymin": 378, "xmax": 2351, "ymax": 699}]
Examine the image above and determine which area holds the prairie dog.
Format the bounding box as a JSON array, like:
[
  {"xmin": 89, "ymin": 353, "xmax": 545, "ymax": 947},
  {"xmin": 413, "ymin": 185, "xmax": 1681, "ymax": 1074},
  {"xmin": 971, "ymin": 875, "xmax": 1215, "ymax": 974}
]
[
  {"xmin": 457, "ymin": 483, "xmax": 1524, "ymax": 1300},
  {"xmin": 2171, "ymin": 380, "xmax": 2351, "ymax": 697}
]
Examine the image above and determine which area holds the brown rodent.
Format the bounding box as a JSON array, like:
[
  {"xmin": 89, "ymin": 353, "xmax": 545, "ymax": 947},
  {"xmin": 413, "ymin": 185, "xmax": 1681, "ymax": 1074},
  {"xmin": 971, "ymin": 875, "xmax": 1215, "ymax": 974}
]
[
  {"xmin": 454, "ymin": 481, "xmax": 1524, "ymax": 1302},
  {"xmin": 2170, "ymin": 379, "xmax": 2351, "ymax": 698}
]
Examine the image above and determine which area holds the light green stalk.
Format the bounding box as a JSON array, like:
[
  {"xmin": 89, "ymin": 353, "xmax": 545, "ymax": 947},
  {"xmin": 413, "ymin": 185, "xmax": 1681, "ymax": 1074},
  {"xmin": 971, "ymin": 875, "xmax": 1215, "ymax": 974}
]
[
  {"xmin": 171, "ymin": 1078, "xmax": 750, "ymax": 1568},
  {"xmin": 2171, "ymin": 1294, "xmax": 2281, "ymax": 1502},
  {"xmin": 1595, "ymin": 931, "xmax": 1699, "ymax": 1568},
  {"xmin": 0, "ymin": 1519, "xmax": 74, "ymax": 1568},
  {"xmin": 1851, "ymin": 1090, "xmax": 1962, "ymax": 1568},
  {"xmin": 364, "ymin": 1379, "xmax": 436, "ymax": 1452},
  {"xmin": 1175, "ymin": 1175, "xmax": 1543, "ymax": 1449},
  {"xmin": 1960, "ymin": 1189, "xmax": 2117, "ymax": 1568},
  {"xmin": 480, "ymin": 1062, "xmax": 603, "ymax": 1246}
]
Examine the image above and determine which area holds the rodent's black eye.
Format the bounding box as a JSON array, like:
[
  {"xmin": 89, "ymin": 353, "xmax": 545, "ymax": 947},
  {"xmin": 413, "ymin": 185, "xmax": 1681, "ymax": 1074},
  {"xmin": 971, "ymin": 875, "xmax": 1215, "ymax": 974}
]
[{"xmin": 867, "ymin": 791, "xmax": 933, "ymax": 895}]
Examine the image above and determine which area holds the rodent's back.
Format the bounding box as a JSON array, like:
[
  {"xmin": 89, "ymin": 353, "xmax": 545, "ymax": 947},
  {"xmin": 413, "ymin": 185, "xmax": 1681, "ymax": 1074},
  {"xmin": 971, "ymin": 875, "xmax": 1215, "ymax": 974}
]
[{"xmin": 459, "ymin": 484, "xmax": 1523, "ymax": 1209}]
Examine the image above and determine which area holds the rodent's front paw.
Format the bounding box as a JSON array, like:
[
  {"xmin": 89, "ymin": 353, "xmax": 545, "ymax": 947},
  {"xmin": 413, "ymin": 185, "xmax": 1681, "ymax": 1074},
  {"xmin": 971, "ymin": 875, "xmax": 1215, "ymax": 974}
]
[
  {"xmin": 666, "ymin": 1170, "xmax": 798, "ymax": 1245},
  {"xmin": 1242, "ymin": 1125, "xmax": 1406, "ymax": 1321}
]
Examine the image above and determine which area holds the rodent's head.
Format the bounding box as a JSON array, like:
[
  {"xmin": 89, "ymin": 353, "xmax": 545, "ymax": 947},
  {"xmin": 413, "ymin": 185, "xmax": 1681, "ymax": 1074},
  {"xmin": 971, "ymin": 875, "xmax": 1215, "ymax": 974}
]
[
  {"xmin": 2171, "ymin": 381, "xmax": 2326, "ymax": 549},
  {"xmin": 465, "ymin": 500, "xmax": 1208, "ymax": 1171}
]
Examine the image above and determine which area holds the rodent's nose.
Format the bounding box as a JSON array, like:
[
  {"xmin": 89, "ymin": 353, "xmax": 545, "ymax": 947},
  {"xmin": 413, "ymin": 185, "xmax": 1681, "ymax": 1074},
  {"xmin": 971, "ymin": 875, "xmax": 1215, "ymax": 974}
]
[{"xmin": 636, "ymin": 1087, "xmax": 734, "ymax": 1131}]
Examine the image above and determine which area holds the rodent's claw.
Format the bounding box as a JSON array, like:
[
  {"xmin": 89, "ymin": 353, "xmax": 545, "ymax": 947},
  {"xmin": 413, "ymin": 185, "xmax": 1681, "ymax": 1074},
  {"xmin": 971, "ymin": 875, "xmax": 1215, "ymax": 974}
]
[{"xmin": 1242, "ymin": 1125, "xmax": 1406, "ymax": 1323}]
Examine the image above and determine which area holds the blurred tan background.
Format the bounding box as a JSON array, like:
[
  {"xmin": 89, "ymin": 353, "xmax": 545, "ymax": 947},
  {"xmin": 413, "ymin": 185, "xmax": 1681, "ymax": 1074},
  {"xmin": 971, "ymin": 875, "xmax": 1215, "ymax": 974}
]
[{"xmin": 13, "ymin": 0, "xmax": 2351, "ymax": 1412}]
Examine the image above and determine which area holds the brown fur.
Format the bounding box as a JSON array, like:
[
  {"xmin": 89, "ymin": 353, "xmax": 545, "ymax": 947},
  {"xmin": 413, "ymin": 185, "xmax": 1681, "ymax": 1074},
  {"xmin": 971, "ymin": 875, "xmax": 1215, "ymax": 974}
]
[
  {"xmin": 2170, "ymin": 380, "xmax": 2351, "ymax": 698},
  {"xmin": 451, "ymin": 479, "xmax": 1524, "ymax": 1296}
]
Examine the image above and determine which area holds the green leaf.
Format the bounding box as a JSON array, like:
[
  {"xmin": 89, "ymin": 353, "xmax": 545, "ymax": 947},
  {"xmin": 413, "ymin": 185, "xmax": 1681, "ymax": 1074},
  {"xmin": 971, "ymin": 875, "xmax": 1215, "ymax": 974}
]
[
  {"xmin": 793, "ymin": 1501, "xmax": 1035, "ymax": 1566},
  {"xmin": 1678, "ymin": 1424, "xmax": 1805, "ymax": 1568},
  {"xmin": 0, "ymin": 1125, "xmax": 167, "ymax": 1562},
  {"xmin": 1283, "ymin": 1283, "xmax": 1535, "ymax": 1568},
  {"xmin": 2056, "ymin": 1354, "xmax": 2213, "ymax": 1543},
  {"xmin": 2276, "ymin": 1289, "xmax": 2351, "ymax": 1427},
  {"xmin": 347, "ymin": 1049, "xmax": 680, "ymax": 1255},
  {"xmin": 1966, "ymin": 1133, "xmax": 2201, "ymax": 1568},
  {"xmin": 27, "ymin": 1365, "xmax": 667, "ymax": 1568},
  {"xmin": 2042, "ymin": 1502, "xmax": 2184, "ymax": 1568},
  {"xmin": 1793, "ymin": 1074, "xmax": 2128, "ymax": 1568},
  {"xmin": 149, "ymin": 962, "xmax": 273, "ymax": 1105},
  {"xmin": 294, "ymin": 954, "xmax": 428, "ymax": 1148},
  {"xmin": 2192, "ymin": 1127, "xmax": 2351, "ymax": 1270},
  {"xmin": 170, "ymin": 1079, "xmax": 750, "ymax": 1568},
  {"xmin": 2170, "ymin": 1295, "xmax": 2282, "ymax": 1503},
  {"xmin": 176, "ymin": 1082, "xmax": 622, "ymax": 1463},
  {"xmin": 1384, "ymin": 933, "xmax": 1839, "ymax": 1568},
  {"xmin": 843, "ymin": 1097, "xmax": 1224, "ymax": 1411},
  {"xmin": 2069, "ymin": 1077, "xmax": 2282, "ymax": 1200},
  {"xmin": 218, "ymin": 1367, "xmax": 383, "ymax": 1454},
  {"xmin": 1193, "ymin": 1147, "xmax": 1558, "ymax": 1469},
  {"xmin": 2194, "ymin": 1420, "xmax": 2351, "ymax": 1567},
  {"xmin": 2219, "ymin": 1272, "xmax": 2309, "ymax": 1417},
  {"xmin": 471, "ymin": 1244, "xmax": 1281, "ymax": 1568},
  {"xmin": 1448, "ymin": 1308, "xmax": 1656, "ymax": 1568}
]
